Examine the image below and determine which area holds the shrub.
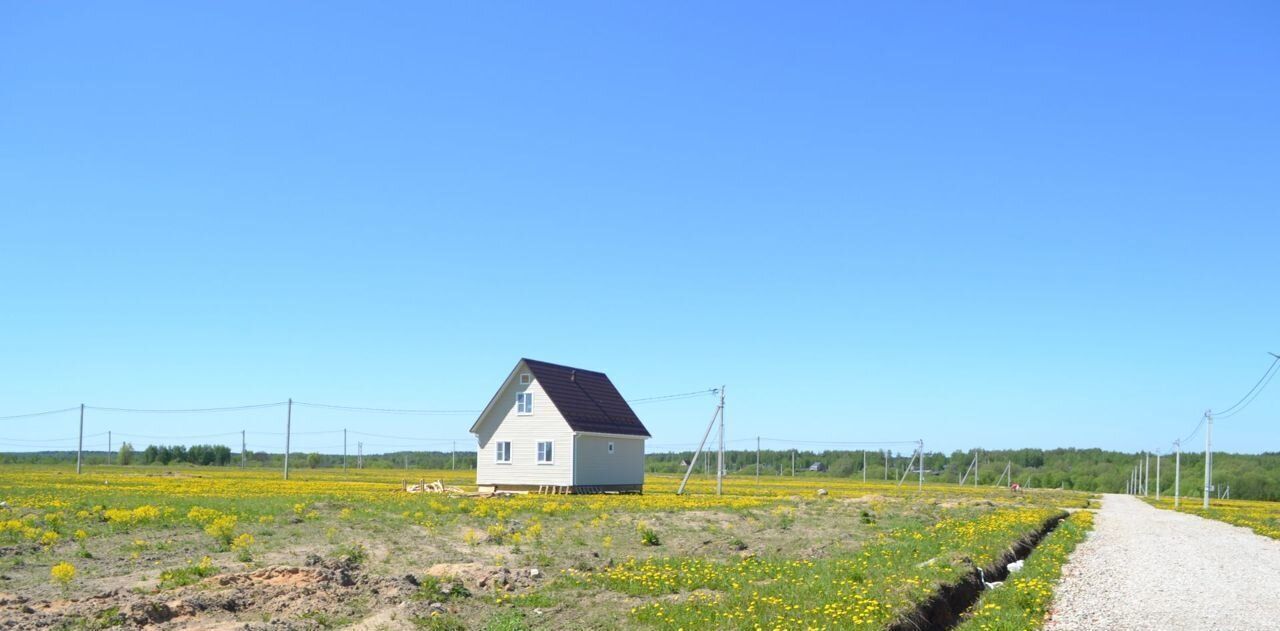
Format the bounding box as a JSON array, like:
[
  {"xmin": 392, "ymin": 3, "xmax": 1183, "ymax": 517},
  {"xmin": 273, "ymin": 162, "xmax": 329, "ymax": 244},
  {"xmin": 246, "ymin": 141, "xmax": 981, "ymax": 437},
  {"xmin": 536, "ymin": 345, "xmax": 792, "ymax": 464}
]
[
  {"xmin": 331, "ymin": 542, "xmax": 367, "ymax": 567},
  {"xmin": 637, "ymin": 523, "xmax": 661, "ymax": 547},
  {"xmin": 231, "ymin": 533, "xmax": 255, "ymax": 562},
  {"xmin": 50, "ymin": 561, "xmax": 75, "ymax": 591},
  {"xmin": 204, "ymin": 515, "xmax": 239, "ymax": 548},
  {"xmin": 159, "ymin": 556, "xmax": 217, "ymax": 589}
]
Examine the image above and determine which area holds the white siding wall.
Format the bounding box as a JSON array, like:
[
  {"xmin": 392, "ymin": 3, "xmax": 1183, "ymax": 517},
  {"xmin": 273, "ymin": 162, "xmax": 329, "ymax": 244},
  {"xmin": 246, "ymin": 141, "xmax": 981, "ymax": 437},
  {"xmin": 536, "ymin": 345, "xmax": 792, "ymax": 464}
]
[
  {"xmin": 574, "ymin": 434, "xmax": 646, "ymax": 486},
  {"xmin": 474, "ymin": 370, "xmax": 575, "ymax": 487}
]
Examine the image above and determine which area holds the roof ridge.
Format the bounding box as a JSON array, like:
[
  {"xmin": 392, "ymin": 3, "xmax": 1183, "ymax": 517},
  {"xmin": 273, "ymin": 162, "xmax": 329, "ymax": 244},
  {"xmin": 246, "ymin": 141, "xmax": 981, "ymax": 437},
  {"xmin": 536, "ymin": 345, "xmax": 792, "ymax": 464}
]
[{"xmin": 520, "ymin": 358, "xmax": 608, "ymax": 376}]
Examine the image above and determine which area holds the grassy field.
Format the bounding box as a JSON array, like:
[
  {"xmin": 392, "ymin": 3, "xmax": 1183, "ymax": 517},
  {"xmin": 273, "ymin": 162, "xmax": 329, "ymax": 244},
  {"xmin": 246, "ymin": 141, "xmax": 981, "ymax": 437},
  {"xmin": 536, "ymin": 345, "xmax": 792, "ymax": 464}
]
[
  {"xmin": 1145, "ymin": 496, "xmax": 1280, "ymax": 540},
  {"xmin": 1, "ymin": 465, "xmax": 1091, "ymax": 630}
]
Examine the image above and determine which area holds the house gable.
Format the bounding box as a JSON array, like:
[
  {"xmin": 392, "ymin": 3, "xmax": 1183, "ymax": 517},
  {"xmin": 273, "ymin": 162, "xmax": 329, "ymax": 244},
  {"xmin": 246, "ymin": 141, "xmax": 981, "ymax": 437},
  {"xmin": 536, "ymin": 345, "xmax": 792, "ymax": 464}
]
[{"xmin": 470, "ymin": 360, "xmax": 572, "ymax": 445}]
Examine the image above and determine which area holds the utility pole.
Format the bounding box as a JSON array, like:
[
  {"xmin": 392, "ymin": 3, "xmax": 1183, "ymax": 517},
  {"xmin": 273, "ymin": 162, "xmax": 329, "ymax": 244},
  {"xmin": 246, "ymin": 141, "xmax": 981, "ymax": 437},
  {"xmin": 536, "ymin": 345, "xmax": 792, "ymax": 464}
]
[
  {"xmin": 862, "ymin": 451, "xmax": 867, "ymax": 483},
  {"xmin": 791, "ymin": 449, "xmax": 795, "ymax": 476},
  {"xmin": 918, "ymin": 440, "xmax": 924, "ymax": 490},
  {"xmin": 76, "ymin": 403, "xmax": 84, "ymax": 475},
  {"xmin": 1174, "ymin": 439, "xmax": 1181, "ymax": 508},
  {"xmin": 717, "ymin": 386, "xmax": 725, "ymax": 496},
  {"xmin": 677, "ymin": 387, "xmax": 724, "ymax": 496},
  {"xmin": 974, "ymin": 451, "xmax": 979, "ymax": 487},
  {"xmin": 1156, "ymin": 452, "xmax": 1161, "ymax": 500},
  {"xmin": 107, "ymin": 430, "xmax": 112, "ymax": 466},
  {"xmin": 1144, "ymin": 452, "xmax": 1150, "ymax": 496},
  {"xmin": 358, "ymin": 442, "xmax": 363, "ymax": 469},
  {"xmin": 283, "ymin": 398, "xmax": 292, "ymax": 480},
  {"xmin": 343, "ymin": 429, "xmax": 348, "ymax": 471},
  {"xmin": 755, "ymin": 436, "xmax": 760, "ymax": 483},
  {"xmin": 884, "ymin": 450, "xmax": 888, "ymax": 481},
  {"xmin": 1204, "ymin": 411, "xmax": 1213, "ymax": 510}
]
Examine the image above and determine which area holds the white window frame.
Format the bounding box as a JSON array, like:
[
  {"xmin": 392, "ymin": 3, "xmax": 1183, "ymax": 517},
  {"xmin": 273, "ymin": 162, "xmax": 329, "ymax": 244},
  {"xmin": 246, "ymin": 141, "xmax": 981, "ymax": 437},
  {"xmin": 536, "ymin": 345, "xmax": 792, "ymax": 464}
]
[
  {"xmin": 495, "ymin": 441, "xmax": 511, "ymax": 464},
  {"xmin": 536, "ymin": 440, "xmax": 554, "ymax": 464},
  {"xmin": 608, "ymin": 441, "xmax": 615, "ymax": 454},
  {"xmin": 516, "ymin": 392, "xmax": 533, "ymax": 415},
  {"xmin": 519, "ymin": 373, "xmax": 531, "ymax": 385}
]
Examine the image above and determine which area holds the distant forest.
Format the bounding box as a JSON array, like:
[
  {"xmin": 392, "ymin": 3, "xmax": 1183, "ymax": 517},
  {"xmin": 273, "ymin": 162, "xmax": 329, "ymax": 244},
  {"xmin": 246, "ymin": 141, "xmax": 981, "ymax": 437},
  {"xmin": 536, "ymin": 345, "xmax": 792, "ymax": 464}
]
[
  {"xmin": 4, "ymin": 445, "xmax": 1278, "ymax": 501},
  {"xmin": 646, "ymin": 447, "xmax": 1280, "ymax": 502}
]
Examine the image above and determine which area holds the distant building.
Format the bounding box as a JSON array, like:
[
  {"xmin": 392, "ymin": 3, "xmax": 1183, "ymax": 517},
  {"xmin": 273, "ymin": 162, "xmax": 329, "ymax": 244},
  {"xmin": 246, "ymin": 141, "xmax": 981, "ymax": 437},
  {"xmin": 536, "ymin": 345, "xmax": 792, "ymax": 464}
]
[
  {"xmin": 808, "ymin": 462, "xmax": 827, "ymax": 472},
  {"xmin": 470, "ymin": 359, "xmax": 650, "ymax": 494}
]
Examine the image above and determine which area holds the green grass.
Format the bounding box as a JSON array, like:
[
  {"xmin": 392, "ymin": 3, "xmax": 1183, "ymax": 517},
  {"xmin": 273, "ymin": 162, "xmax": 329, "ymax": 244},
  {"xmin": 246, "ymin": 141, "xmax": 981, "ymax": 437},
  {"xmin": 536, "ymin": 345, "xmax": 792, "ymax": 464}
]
[
  {"xmin": 157, "ymin": 557, "xmax": 218, "ymax": 589},
  {"xmin": 585, "ymin": 507, "xmax": 1066, "ymax": 629},
  {"xmin": 954, "ymin": 510, "xmax": 1095, "ymax": 631}
]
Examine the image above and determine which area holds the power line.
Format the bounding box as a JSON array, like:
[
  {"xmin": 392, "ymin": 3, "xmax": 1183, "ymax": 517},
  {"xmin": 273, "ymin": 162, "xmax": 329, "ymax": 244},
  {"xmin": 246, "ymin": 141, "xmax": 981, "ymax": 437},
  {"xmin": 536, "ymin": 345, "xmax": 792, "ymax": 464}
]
[
  {"xmin": 1210, "ymin": 355, "xmax": 1280, "ymax": 418},
  {"xmin": 1214, "ymin": 357, "xmax": 1280, "ymax": 420},
  {"xmin": 86, "ymin": 402, "xmax": 287, "ymax": 413},
  {"xmin": 2, "ymin": 433, "xmax": 108, "ymax": 443},
  {"xmin": 348, "ymin": 431, "xmax": 469, "ymax": 442},
  {"xmin": 627, "ymin": 389, "xmax": 719, "ymax": 405},
  {"xmin": 291, "ymin": 402, "xmax": 478, "ymax": 415},
  {"xmin": 113, "ymin": 431, "xmax": 244, "ymax": 440},
  {"xmin": 759, "ymin": 437, "xmax": 919, "ymax": 446},
  {"xmin": 1181, "ymin": 415, "xmax": 1206, "ymax": 443},
  {"xmin": 0, "ymin": 406, "xmax": 80, "ymax": 420}
]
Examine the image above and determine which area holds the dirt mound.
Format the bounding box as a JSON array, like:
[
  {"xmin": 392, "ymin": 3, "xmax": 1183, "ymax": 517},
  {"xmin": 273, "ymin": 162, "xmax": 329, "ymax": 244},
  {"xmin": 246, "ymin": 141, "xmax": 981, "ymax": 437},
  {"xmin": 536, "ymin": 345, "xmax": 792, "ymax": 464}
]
[
  {"xmin": 425, "ymin": 562, "xmax": 542, "ymax": 592},
  {"xmin": 1, "ymin": 557, "xmax": 421, "ymax": 630},
  {"xmin": 210, "ymin": 565, "xmax": 334, "ymax": 588}
]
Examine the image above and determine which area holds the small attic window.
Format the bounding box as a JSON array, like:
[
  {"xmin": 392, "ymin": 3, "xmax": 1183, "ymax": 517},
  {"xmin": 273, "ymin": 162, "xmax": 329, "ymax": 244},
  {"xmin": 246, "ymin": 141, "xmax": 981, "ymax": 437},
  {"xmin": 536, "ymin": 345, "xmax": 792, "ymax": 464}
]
[
  {"xmin": 608, "ymin": 442, "xmax": 615, "ymax": 454},
  {"xmin": 519, "ymin": 373, "xmax": 531, "ymax": 385}
]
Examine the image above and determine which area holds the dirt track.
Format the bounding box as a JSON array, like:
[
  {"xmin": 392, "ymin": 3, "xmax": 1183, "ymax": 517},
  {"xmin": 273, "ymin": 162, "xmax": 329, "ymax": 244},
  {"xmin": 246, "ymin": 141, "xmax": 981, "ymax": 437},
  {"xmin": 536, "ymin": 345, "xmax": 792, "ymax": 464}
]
[{"xmin": 1048, "ymin": 494, "xmax": 1280, "ymax": 630}]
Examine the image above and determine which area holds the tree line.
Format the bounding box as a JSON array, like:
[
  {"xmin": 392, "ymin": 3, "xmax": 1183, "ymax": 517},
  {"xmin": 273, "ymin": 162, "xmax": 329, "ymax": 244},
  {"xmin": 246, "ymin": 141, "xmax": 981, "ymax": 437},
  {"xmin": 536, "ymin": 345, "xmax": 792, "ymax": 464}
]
[
  {"xmin": 4, "ymin": 445, "xmax": 1277, "ymax": 501},
  {"xmin": 646, "ymin": 447, "xmax": 1280, "ymax": 501}
]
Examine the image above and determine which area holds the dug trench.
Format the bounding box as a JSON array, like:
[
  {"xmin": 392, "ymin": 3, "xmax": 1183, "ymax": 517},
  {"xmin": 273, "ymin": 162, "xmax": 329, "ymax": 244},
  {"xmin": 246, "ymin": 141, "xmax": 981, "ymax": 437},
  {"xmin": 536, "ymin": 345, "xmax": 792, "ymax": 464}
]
[{"xmin": 887, "ymin": 511, "xmax": 1068, "ymax": 631}]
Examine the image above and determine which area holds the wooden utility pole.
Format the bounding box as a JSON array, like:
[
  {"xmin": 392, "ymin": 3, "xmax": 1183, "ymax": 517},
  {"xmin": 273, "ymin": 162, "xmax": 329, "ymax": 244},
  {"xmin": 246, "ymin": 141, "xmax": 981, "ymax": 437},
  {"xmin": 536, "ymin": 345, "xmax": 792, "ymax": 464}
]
[
  {"xmin": 283, "ymin": 398, "xmax": 292, "ymax": 480},
  {"xmin": 76, "ymin": 403, "xmax": 84, "ymax": 475}
]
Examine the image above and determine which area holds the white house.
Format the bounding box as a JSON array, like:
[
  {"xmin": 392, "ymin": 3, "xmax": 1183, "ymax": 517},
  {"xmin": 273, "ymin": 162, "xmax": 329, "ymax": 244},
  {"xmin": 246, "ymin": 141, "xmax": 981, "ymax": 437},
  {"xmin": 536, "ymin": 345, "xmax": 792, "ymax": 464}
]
[{"xmin": 470, "ymin": 359, "xmax": 650, "ymax": 494}]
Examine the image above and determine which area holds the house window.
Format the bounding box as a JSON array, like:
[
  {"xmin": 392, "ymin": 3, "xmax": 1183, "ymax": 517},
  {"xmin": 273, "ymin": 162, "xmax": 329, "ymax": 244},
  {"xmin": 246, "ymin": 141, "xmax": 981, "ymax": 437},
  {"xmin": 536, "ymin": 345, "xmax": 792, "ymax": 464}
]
[
  {"xmin": 519, "ymin": 373, "xmax": 531, "ymax": 384},
  {"xmin": 608, "ymin": 442, "xmax": 615, "ymax": 454},
  {"xmin": 537, "ymin": 441, "xmax": 554, "ymax": 464},
  {"xmin": 495, "ymin": 441, "xmax": 511, "ymax": 463},
  {"xmin": 516, "ymin": 392, "xmax": 533, "ymax": 415}
]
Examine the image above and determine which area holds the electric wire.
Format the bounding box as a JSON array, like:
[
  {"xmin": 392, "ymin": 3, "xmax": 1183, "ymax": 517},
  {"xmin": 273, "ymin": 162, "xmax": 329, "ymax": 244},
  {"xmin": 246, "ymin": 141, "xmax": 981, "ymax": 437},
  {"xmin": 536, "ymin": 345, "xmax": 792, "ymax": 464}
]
[
  {"xmin": 626, "ymin": 389, "xmax": 718, "ymax": 404},
  {"xmin": 86, "ymin": 402, "xmax": 287, "ymax": 413},
  {"xmin": 0, "ymin": 406, "xmax": 81, "ymax": 420},
  {"xmin": 1214, "ymin": 358, "xmax": 1280, "ymax": 420},
  {"xmin": 292, "ymin": 402, "xmax": 478, "ymax": 415},
  {"xmin": 1209, "ymin": 355, "xmax": 1280, "ymax": 417}
]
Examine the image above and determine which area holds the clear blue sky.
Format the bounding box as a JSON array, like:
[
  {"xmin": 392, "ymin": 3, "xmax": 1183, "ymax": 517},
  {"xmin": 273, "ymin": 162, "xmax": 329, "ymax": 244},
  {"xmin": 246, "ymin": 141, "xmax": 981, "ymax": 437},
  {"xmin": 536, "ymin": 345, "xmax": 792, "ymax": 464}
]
[{"xmin": 2, "ymin": 3, "xmax": 1277, "ymax": 456}]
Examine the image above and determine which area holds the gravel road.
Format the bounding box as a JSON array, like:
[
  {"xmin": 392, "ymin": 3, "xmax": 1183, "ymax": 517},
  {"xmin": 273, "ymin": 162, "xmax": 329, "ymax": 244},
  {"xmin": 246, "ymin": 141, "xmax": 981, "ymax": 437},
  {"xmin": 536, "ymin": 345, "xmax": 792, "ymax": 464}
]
[{"xmin": 1047, "ymin": 494, "xmax": 1280, "ymax": 630}]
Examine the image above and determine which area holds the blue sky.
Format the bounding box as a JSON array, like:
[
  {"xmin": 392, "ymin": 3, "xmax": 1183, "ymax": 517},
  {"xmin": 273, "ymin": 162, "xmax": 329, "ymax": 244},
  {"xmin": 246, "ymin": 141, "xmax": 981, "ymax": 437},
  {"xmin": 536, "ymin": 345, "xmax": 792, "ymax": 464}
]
[{"xmin": 2, "ymin": 3, "xmax": 1277, "ymax": 456}]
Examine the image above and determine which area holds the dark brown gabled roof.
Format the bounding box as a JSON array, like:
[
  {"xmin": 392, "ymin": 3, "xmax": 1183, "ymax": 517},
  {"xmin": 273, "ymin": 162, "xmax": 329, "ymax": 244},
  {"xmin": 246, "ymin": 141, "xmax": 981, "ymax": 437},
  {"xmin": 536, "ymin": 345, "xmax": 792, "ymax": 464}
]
[{"xmin": 521, "ymin": 358, "xmax": 651, "ymax": 437}]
